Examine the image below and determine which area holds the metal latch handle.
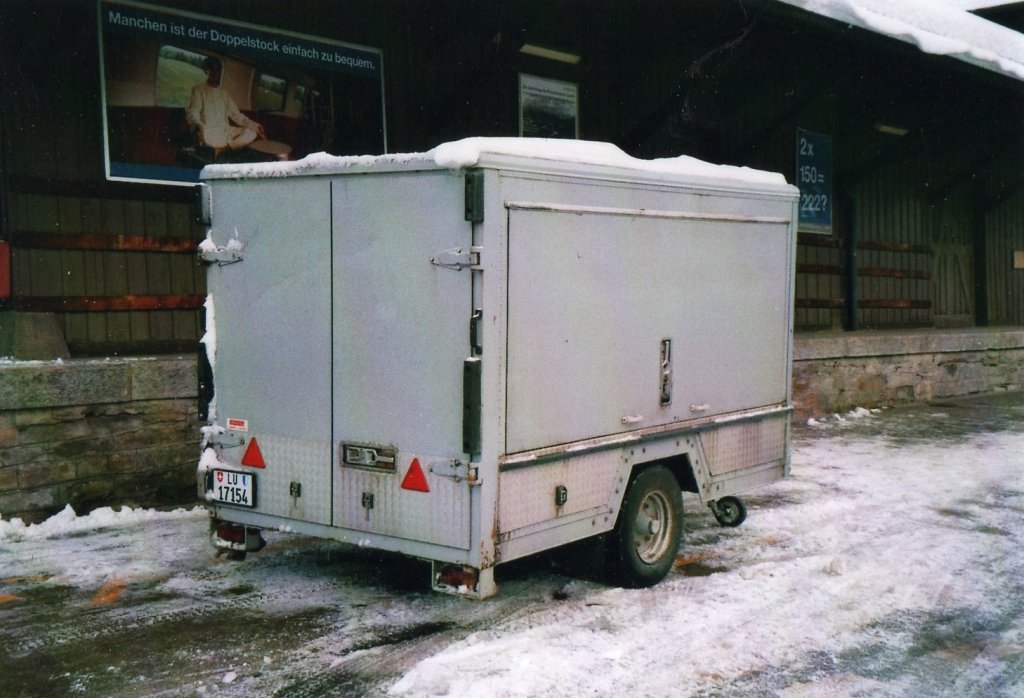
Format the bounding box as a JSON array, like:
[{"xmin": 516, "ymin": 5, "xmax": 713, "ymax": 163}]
[{"xmin": 430, "ymin": 246, "xmax": 481, "ymax": 270}]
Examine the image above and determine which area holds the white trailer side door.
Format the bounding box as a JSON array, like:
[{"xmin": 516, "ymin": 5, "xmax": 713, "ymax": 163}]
[
  {"xmin": 505, "ymin": 203, "xmax": 792, "ymax": 454},
  {"xmin": 331, "ymin": 171, "xmax": 474, "ymax": 551},
  {"xmin": 207, "ymin": 179, "xmax": 334, "ymax": 525}
]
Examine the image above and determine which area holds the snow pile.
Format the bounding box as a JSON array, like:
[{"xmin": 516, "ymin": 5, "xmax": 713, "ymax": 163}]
[
  {"xmin": 432, "ymin": 137, "xmax": 788, "ymax": 187},
  {"xmin": 203, "ymin": 137, "xmax": 789, "ymax": 189},
  {"xmin": 201, "ymin": 149, "xmax": 433, "ymax": 180},
  {"xmin": 777, "ymin": 0, "xmax": 1024, "ymax": 80},
  {"xmin": 806, "ymin": 405, "xmax": 881, "ymax": 428},
  {"xmin": 0, "ymin": 504, "xmax": 203, "ymax": 542},
  {"xmin": 391, "ymin": 422, "xmax": 1024, "ymax": 696}
]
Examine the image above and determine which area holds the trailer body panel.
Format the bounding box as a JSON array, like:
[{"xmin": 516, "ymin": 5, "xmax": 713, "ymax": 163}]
[{"xmin": 198, "ymin": 139, "xmax": 798, "ymax": 596}]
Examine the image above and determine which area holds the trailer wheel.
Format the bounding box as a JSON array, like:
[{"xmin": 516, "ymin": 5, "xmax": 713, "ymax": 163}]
[
  {"xmin": 607, "ymin": 465, "xmax": 683, "ymax": 588},
  {"xmin": 711, "ymin": 496, "xmax": 747, "ymax": 527}
]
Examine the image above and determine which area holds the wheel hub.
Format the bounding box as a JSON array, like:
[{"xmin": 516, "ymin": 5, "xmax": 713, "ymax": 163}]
[{"xmin": 633, "ymin": 491, "xmax": 672, "ymax": 564}]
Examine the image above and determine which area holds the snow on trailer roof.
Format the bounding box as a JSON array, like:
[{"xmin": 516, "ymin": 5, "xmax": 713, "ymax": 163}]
[
  {"xmin": 200, "ymin": 137, "xmax": 791, "ymax": 191},
  {"xmin": 777, "ymin": 0, "xmax": 1024, "ymax": 81}
]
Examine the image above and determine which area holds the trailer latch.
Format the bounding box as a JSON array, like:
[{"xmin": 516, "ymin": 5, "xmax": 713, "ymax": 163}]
[
  {"xmin": 429, "ymin": 459, "xmax": 470, "ymax": 483},
  {"xmin": 430, "ymin": 246, "xmax": 481, "ymax": 270}
]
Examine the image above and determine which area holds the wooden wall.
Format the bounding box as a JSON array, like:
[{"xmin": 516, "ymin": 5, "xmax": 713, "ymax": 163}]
[
  {"xmin": 1, "ymin": 2, "xmax": 205, "ymax": 355},
  {"xmin": 1, "ymin": 0, "xmax": 1022, "ymax": 354}
]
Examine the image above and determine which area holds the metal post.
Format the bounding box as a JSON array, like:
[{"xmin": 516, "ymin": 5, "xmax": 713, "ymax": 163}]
[{"xmin": 844, "ymin": 196, "xmax": 858, "ymax": 331}]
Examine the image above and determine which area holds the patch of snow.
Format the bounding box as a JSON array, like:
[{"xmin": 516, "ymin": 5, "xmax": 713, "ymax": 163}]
[
  {"xmin": 390, "ymin": 424, "xmax": 1024, "ymax": 696},
  {"xmin": 0, "ymin": 504, "xmax": 204, "ymax": 542},
  {"xmin": 200, "ymin": 294, "xmax": 216, "ymax": 420},
  {"xmin": 432, "ymin": 137, "xmax": 788, "ymax": 187},
  {"xmin": 202, "ymin": 137, "xmax": 789, "ymax": 190},
  {"xmin": 776, "ymin": 0, "xmax": 1024, "ymax": 80},
  {"xmin": 197, "ymin": 446, "xmax": 222, "ymax": 475},
  {"xmin": 805, "ymin": 406, "xmax": 878, "ymax": 428}
]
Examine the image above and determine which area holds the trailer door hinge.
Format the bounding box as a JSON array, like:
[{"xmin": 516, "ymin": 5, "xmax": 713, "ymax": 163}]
[{"xmin": 430, "ymin": 246, "xmax": 481, "ymax": 270}]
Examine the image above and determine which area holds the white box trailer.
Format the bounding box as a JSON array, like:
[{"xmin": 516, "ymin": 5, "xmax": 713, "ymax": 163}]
[{"xmin": 196, "ymin": 138, "xmax": 798, "ymax": 598}]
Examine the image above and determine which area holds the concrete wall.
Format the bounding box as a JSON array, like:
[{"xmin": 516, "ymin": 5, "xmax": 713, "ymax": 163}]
[
  {"xmin": 793, "ymin": 328, "xmax": 1024, "ymax": 419},
  {"xmin": 0, "ymin": 356, "xmax": 199, "ymax": 523}
]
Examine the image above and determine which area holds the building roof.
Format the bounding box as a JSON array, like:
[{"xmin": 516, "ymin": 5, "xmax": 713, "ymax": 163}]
[{"xmin": 776, "ymin": 0, "xmax": 1024, "ymax": 81}]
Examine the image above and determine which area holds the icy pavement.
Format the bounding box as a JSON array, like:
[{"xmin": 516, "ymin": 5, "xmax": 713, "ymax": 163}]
[{"xmin": 1, "ymin": 392, "xmax": 1022, "ymax": 697}]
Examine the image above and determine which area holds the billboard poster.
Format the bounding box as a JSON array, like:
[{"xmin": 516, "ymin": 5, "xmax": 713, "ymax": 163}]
[
  {"xmin": 519, "ymin": 74, "xmax": 578, "ymax": 139},
  {"xmin": 98, "ymin": 0, "xmax": 385, "ymax": 185}
]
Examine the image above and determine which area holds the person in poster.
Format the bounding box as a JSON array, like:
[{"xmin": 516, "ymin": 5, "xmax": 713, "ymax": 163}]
[{"xmin": 186, "ymin": 57, "xmax": 266, "ymax": 157}]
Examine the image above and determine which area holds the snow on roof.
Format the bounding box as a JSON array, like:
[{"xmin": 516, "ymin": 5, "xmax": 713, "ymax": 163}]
[
  {"xmin": 945, "ymin": 0, "xmax": 1021, "ymax": 10},
  {"xmin": 202, "ymin": 137, "xmax": 790, "ymax": 189},
  {"xmin": 776, "ymin": 0, "xmax": 1024, "ymax": 80}
]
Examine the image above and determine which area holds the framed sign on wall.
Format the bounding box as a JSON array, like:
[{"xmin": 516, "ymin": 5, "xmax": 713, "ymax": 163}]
[
  {"xmin": 796, "ymin": 129, "xmax": 832, "ymax": 234},
  {"xmin": 519, "ymin": 74, "xmax": 578, "ymax": 139},
  {"xmin": 99, "ymin": 0, "xmax": 385, "ymax": 185}
]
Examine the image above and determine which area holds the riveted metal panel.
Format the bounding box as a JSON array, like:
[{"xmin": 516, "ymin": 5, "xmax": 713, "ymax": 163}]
[
  {"xmin": 701, "ymin": 412, "xmax": 789, "ymax": 476},
  {"xmin": 213, "ymin": 433, "xmax": 333, "ymax": 525},
  {"xmin": 334, "ymin": 453, "xmax": 470, "ymax": 550},
  {"xmin": 497, "ymin": 450, "xmax": 621, "ymax": 536}
]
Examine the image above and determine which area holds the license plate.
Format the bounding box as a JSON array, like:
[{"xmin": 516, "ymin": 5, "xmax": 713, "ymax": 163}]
[{"xmin": 209, "ymin": 469, "xmax": 255, "ymax": 508}]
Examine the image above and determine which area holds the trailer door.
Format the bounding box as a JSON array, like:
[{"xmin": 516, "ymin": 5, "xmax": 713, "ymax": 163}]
[
  {"xmin": 331, "ymin": 171, "xmax": 474, "ymax": 550},
  {"xmin": 505, "ymin": 203, "xmax": 792, "ymax": 454},
  {"xmin": 207, "ymin": 179, "xmax": 334, "ymax": 526}
]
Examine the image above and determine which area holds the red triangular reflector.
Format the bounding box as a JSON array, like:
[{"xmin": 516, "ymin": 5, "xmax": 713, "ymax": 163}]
[
  {"xmin": 401, "ymin": 458, "xmax": 430, "ymax": 492},
  {"xmin": 241, "ymin": 438, "xmax": 266, "ymax": 468}
]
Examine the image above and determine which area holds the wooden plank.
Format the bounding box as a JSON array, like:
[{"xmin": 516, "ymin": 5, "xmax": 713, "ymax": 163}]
[
  {"xmin": 856, "ymin": 240, "xmax": 933, "ymax": 255},
  {"xmin": 32, "ymin": 249, "xmax": 65, "ymax": 296},
  {"xmin": 9, "ymin": 231, "xmax": 199, "ymax": 253},
  {"xmin": 796, "ymin": 263, "xmax": 843, "ymax": 275},
  {"xmin": 84, "ymin": 251, "xmax": 108, "ymax": 345},
  {"xmin": 798, "ymin": 233, "xmax": 843, "ymax": 248},
  {"xmin": 61, "ymin": 248, "xmax": 88, "ymax": 347},
  {"xmin": 858, "ymin": 299, "xmax": 932, "ymax": 310},
  {"xmin": 796, "ymin": 298, "xmax": 846, "ymax": 309},
  {"xmin": 12, "ymin": 294, "xmax": 206, "ymax": 312},
  {"xmin": 858, "ymin": 267, "xmax": 931, "ymax": 280},
  {"xmin": 125, "ymin": 249, "xmax": 150, "ymax": 341}
]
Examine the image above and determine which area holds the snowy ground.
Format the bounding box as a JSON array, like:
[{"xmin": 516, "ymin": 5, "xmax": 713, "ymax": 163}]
[{"xmin": 1, "ymin": 392, "xmax": 1022, "ymax": 697}]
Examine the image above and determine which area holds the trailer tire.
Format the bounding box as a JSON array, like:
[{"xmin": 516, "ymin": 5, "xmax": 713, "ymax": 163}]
[
  {"xmin": 712, "ymin": 496, "xmax": 747, "ymax": 527},
  {"xmin": 607, "ymin": 465, "xmax": 683, "ymax": 588}
]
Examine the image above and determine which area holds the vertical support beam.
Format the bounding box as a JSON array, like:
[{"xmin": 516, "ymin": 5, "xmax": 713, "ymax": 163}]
[
  {"xmin": 0, "ymin": 38, "xmax": 9, "ymax": 306},
  {"xmin": 843, "ymin": 196, "xmax": 859, "ymax": 331},
  {"xmin": 0, "ymin": 242, "xmax": 9, "ymax": 301},
  {"xmin": 973, "ymin": 185, "xmax": 990, "ymax": 326}
]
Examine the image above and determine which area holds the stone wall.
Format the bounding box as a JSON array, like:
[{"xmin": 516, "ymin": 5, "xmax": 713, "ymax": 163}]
[
  {"xmin": 793, "ymin": 328, "xmax": 1024, "ymax": 419},
  {"xmin": 3, "ymin": 330, "xmax": 1023, "ymax": 522},
  {"xmin": 0, "ymin": 356, "xmax": 199, "ymax": 523}
]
